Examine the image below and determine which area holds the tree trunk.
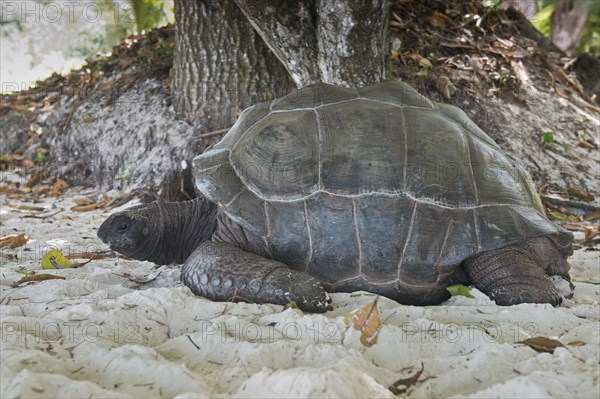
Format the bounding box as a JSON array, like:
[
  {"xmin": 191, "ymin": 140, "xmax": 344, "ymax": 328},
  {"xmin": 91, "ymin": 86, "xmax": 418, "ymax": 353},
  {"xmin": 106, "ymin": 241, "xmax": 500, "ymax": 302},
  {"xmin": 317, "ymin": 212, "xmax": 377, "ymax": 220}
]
[
  {"xmin": 173, "ymin": 0, "xmax": 293, "ymax": 130},
  {"xmin": 235, "ymin": 0, "xmax": 390, "ymax": 87},
  {"xmin": 552, "ymin": 0, "xmax": 588, "ymax": 56}
]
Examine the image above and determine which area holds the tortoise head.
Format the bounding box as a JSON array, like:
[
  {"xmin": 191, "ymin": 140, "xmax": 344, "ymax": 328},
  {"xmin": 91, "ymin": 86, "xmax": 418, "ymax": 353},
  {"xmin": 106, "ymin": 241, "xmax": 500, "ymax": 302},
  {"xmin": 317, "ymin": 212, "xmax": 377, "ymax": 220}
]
[{"xmin": 97, "ymin": 202, "xmax": 160, "ymax": 261}]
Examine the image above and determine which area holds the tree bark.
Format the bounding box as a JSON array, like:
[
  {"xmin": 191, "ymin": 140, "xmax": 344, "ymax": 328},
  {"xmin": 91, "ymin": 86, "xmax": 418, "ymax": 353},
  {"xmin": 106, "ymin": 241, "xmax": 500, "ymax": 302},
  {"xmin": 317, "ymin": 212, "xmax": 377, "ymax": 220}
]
[
  {"xmin": 552, "ymin": 0, "xmax": 588, "ymax": 56},
  {"xmin": 173, "ymin": 0, "xmax": 293, "ymax": 129},
  {"xmin": 234, "ymin": 0, "xmax": 390, "ymax": 87}
]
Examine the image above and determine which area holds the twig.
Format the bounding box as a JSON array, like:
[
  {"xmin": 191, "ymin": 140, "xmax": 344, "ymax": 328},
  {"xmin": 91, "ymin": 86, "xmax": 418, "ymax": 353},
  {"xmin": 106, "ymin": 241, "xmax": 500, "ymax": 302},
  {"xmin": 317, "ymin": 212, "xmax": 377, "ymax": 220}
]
[
  {"xmin": 23, "ymin": 208, "xmax": 64, "ymax": 219},
  {"xmin": 540, "ymin": 194, "xmax": 599, "ymax": 212},
  {"xmin": 196, "ymin": 128, "xmax": 230, "ymax": 138}
]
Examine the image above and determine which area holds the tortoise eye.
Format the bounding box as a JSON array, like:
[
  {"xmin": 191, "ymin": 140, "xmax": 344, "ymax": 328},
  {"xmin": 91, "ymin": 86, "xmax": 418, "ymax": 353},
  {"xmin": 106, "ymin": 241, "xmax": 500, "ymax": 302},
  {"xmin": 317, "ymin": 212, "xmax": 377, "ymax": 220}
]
[{"xmin": 117, "ymin": 223, "xmax": 129, "ymax": 233}]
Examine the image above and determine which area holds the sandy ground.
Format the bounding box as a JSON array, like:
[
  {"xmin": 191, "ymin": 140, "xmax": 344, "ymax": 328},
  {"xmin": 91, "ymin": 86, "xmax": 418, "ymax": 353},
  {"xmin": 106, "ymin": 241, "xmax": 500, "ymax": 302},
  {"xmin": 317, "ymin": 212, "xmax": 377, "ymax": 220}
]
[{"xmin": 1, "ymin": 188, "xmax": 599, "ymax": 398}]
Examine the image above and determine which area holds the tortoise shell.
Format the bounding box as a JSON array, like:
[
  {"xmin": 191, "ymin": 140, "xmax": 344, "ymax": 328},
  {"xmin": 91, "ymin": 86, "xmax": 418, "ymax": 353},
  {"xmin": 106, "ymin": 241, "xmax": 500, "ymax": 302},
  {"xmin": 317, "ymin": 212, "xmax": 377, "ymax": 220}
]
[{"xmin": 193, "ymin": 82, "xmax": 571, "ymax": 291}]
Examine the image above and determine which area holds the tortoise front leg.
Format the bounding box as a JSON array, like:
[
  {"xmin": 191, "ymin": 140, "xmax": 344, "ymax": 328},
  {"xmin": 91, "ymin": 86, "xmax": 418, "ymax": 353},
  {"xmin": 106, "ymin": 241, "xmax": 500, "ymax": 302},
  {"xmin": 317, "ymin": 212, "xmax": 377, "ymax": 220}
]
[
  {"xmin": 462, "ymin": 237, "xmax": 572, "ymax": 306},
  {"xmin": 181, "ymin": 241, "xmax": 332, "ymax": 313}
]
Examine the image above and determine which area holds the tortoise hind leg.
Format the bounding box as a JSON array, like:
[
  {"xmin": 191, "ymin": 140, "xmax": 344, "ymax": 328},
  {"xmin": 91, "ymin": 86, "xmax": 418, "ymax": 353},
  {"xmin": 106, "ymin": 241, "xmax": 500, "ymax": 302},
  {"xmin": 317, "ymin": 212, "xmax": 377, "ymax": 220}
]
[
  {"xmin": 462, "ymin": 237, "xmax": 572, "ymax": 306},
  {"xmin": 181, "ymin": 241, "xmax": 332, "ymax": 313}
]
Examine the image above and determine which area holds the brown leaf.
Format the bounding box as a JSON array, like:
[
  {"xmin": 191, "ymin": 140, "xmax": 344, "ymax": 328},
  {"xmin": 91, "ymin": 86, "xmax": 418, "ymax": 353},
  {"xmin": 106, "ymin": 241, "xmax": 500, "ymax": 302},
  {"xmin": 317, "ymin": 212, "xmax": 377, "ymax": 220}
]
[
  {"xmin": 561, "ymin": 222, "xmax": 599, "ymax": 232},
  {"xmin": 519, "ymin": 337, "xmax": 565, "ymax": 353},
  {"xmin": 578, "ymin": 141, "xmax": 597, "ymax": 150},
  {"xmin": 388, "ymin": 363, "xmax": 427, "ymax": 395},
  {"xmin": 0, "ymin": 234, "xmax": 29, "ymax": 249},
  {"xmin": 584, "ymin": 210, "xmax": 600, "ymax": 221},
  {"xmin": 554, "ymin": 85, "xmax": 570, "ymax": 98},
  {"xmin": 51, "ymin": 178, "xmax": 69, "ymax": 196},
  {"xmin": 69, "ymin": 259, "xmax": 92, "ymax": 269},
  {"xmin": 73, "ymin": 198, "xmax": 95, "ymax": 206},
  {"xmin": 566, "ymin": 187, "xmax": 594, "ymax": 202},
  {"xmin": 584, "ymin": 229, "xmax": 599, "ymax": 241},
  {"xmin": 71, "ymin": 197, "xmax": 110, "ymax": 212},
  {"xmin": 343, "ymin": 298, "xmax": 382, "ymax": 347},
  {"xmin": 66, "ymin": 252, "xmax": 106, "ymax": 260},
  {"xmin": 426, "ymin": 12, "xmax": 448, "ymax": 29},
  {"xmin": 567, "ymin": 340, "xmax": 586, "ymax": 347},
  {"xmin": 11, "ymin": 273, "xmax": 66, "ymax": 288},
  {"xmin": 436, "ymin": 76, "xmax": 457, "ymax": 99},
  {"xmin": 96, "ymin": 78, "xmax": 115, "ymax": 91}
]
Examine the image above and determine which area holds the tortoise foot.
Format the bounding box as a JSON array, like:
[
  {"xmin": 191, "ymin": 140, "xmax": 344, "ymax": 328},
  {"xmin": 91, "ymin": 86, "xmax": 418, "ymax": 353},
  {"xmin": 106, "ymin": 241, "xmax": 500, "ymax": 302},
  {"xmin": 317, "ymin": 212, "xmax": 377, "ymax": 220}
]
[
  {"xmin": 462, "ymin": 239, "xmax": 570, "ymax": 307},
  {"xmin": 488, "ymin": 283, "xmax": 562, "ymax": 306},
  {"xmin": 182, "ymin": 241, "xmax": 332, "ymax": 313}
]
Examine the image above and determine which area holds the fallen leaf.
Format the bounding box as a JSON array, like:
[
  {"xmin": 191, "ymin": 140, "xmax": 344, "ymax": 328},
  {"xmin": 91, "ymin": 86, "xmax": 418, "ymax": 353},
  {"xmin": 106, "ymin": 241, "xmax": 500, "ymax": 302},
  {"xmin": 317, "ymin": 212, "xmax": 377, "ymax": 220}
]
[
  {"xmin": 50, "ymin": 179, "xmax": 69, "ymax": 196},
  {"xmin": 566, "ymin": 187, "xmax": 594, "ymax": 202},
  {"xmin": 66, "ymin": 251, "xmax": 107, "ymax": 260},
  {"xmin": 554, "ymin": 85, "xmax": 570, "ymax": 98},
  {"xmin": 436, "ymin": 76, "xmax": 457, "ymax": 99},
  {"xmin": 519, "ymin": 336, "xmax": 565, "ymax": 353},
  {"xmin": 408, "ymin": 53, "xmax": 432, "ymax": 68},
  {"xmin": 71, "ymin": 197, "xmax": 110, "ymax": 212},
  {"xmin": 0, "ymin": 234, "xmax": 29, "ymax": 249},
  {"xmin": 584, "ymin": 229, "xmax": 599, "ymax": 241},
  {"xmin": 547, "ymin": 211, "xmax": 568, "ymax": 221},
  {"xmin": 283, "ymin": 301, "xmax": 299, "ymax": 310},
  {"xmin": 11, "ymin": 273, "xmax": 66, "ymax": 287},
  {"xmin": 73, "ymin": 198, "xmax": 95, "ymax": 206},
  {"xmin": 426, "ymin": 11, "xmax": 448, "ymax": 28},
  {"xmin": 584, "ymin": 210, "xmax": 600, "ymax": 221},
  {"xmin": 69, "ymin": 259, "xmax": 92, "ymax": 269},
  {"xmin": 578, "ymin": 141, "xmax": 596, "ymax": 150},
  {"xmin": 41, "ymin": 249, "xmax": 72, "ymax": 269},
  {"xmin": 567, "ymin": 340, "xmax": 586, "ymax": 346},
  {"xmin": 561, "ymin": 222, "xmax": 597, "ymax": 231},
  {"xmin": 446, "ymin": 284, "xmax": 475, "ymax": 298},
  {"xmin": 542, "ymin": 132, "xmax": 554, "ymax": 145},
  {"xmin": 343, "ymin": 298, "xmax": 382, "ymax": 347}
]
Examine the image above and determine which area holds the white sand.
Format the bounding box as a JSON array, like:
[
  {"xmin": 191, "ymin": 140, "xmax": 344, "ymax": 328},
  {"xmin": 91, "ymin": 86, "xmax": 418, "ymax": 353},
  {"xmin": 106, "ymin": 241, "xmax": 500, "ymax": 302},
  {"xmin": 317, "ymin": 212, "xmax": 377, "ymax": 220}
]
[{"xmin": 1, "ymin": 189, "xmax": 599, "ymax": 398}]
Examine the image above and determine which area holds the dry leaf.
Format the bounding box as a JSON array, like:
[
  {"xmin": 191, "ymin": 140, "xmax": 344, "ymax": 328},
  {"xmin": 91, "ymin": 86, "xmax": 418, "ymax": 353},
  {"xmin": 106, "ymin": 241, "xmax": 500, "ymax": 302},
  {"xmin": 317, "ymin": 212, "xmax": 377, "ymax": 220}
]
[
  {"xmin": 71, "ymin": 197, "xmax": 110, "ymax": 212},
  {"xmin": 73, "ymin": 198, "xmax": 96, "ymax": 206},
  {"xmin": 554, "ymin": 85, "xmax": 570, "ymax": 98},
  {"xmin": 51, "ymin": 179, "xmax": 69, "ymax": 196},
  {"xmin": 566, "ymin": 187, "xmax": 594, "ymax": 202},
  {"xmin": 11, "ymin": 273, "xmax": 66, "ymax": 288},
  {"xmin": 426, "ymin": 12, "xmax": 448, "ymax": 28},
  {"xmin": 0, "ymin": 234, "xmax": 29, "ymax": 249},
  {"xmin": 584, "ymin": 210, "xmax": 600, "ymax": 221},
  {"xmin": 519, "ymin": 336, "xmax": 565, "ymax": 353},
  {"xmin": 584, "ymin": 229, "xmax": 599, "ymax": 241},
  {"xmin": 578, "ymin": 141, "xmax": 596, "ymax": 149},
  {"xmin": 436, "ymin": 76, "xmax": 457, "ymax": 99},
  {"xmin": 567, "ymin": 340, "xmax": 586, "ymax": 347},
  {"xmin": 66, "ymin": 252, "xmax": 106, "ymax": 260},
  {"xmin": 69, "ymin": 259, "xmax": 92, "ymax": 269},
  {"xmin": 343, "ymin": 298, "xmax": 382, "ymax": 347}
]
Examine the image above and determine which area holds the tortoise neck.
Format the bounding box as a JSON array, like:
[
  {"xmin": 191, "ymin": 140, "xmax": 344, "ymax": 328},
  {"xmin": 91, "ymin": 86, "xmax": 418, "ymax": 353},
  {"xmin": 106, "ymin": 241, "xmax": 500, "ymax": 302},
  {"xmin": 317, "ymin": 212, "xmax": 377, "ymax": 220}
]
[{"xmin": 153, "ymin": 197, "xmax": 218, "ymax": 264}]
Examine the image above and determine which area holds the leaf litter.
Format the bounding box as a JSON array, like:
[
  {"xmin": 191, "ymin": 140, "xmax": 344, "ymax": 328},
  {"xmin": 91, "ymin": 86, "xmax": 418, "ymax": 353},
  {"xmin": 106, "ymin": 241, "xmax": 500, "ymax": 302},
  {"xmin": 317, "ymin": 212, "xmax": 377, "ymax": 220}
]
[{"xmin": 343, "ymin": 297, "xmax": 382, "ymax": 347}]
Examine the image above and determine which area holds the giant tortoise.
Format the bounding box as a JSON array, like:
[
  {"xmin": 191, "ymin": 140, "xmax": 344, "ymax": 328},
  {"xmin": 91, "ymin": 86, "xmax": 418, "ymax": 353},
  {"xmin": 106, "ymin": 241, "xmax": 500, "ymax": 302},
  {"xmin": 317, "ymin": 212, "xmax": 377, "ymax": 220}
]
[{"xmin": 98, "ymin": 81, "xmax": 573, "ymax": 312}]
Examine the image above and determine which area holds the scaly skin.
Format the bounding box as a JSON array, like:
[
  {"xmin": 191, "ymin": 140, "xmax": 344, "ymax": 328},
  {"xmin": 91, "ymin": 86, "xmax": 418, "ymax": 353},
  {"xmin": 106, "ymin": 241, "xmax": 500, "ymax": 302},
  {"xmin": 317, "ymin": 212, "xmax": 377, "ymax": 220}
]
[
  {"xmin": 99, "ymin": 198, "xmax": 572, "ymax": 312},
  {"xmin": 462, "ymin": 237, "xmax": 572, "ymax": 306}
]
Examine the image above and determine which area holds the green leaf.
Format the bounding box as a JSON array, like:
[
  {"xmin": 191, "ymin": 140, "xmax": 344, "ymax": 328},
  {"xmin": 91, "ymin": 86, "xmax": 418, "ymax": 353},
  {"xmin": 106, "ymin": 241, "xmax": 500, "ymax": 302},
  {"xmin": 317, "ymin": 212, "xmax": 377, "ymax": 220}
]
[
  {"xmin": 446, "ymin": 284, "xmax": 474, "ymax": 298},
  {"xmin": 542, "ymin": 132, "xmax": 554, "ymax": 145},
  {"xmin": 41, "ymin": 249, "xmax": 72, "ymax": 270},
  {"xmin": 547, "ymin": 211, "xmax": 568, "ymax": 221}
]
